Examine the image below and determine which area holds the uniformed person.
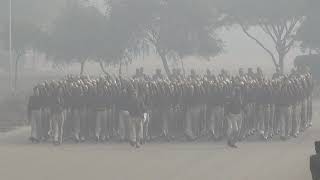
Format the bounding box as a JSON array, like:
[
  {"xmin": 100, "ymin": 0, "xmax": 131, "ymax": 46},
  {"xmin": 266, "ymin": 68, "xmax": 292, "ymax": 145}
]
[
  {"xmin": 184, "ymin": 70, "xmax": 201, "ymax": 141},
  {"xmin": 153, "ymin": 68, "xmax": 164, "ymax": 80},
  {"xmin": 51, "ymin": 83, "xmax": 65, "ymax": 145},
  {"xmin": 278, "ymin": 77, "xmax": 292, "ymax": 140},
  {"xmin": 127, "ymin": 84, "xmax": 145, "ymax": 148},
  {"xmin": 27, "ymin": 86, "xmax": 42, "ymax": 143},
  {"xmin": 226, "ymin": 83, "xmax": 242, "ymax": 148},
  {"xmin": 151, "ymin": 69, "xmax": 171, "ymax": 141},
  {"xmin": 310, "ymin": 141, "xmax": 320, "ymax": 180},
  {"xmin": 94, "ymin": 80, "xmax": 108, "ymax": 142}
]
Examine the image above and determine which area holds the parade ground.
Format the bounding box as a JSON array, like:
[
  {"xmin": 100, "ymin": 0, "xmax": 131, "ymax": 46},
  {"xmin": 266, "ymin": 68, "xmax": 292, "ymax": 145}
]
[{"xmin": 0, "ymin": 104, "xmax": 319, "ymax": 180}]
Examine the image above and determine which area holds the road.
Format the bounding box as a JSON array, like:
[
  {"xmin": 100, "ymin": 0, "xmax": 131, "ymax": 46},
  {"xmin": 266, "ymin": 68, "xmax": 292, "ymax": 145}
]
[{"xmin": 0, "ymin": 112, "xmax": 319, "ymax": 180}]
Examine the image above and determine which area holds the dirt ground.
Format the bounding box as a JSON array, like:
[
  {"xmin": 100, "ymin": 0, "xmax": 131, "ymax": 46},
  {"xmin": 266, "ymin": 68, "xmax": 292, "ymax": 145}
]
[{"xmin": 0, "ymin": 105, "xmax": 319, "ymax": 180}]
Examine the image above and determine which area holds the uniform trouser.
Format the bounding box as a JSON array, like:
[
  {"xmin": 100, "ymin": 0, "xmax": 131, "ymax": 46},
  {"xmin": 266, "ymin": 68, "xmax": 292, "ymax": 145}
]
[
  {"xmin": 263, "ymin": 104, "xmax": 271, "ymax": 138},
  {"xmin": 237, "ymin": 111, "xmax": 244, "ymax": 137},
  {"xmin": 79, "ymin": 107, "xmax": 88, "ymax": 138},
  {"xmin": 144, "ymin": 112, "xmax": 151, "ymax": 140},
  {"xmin": 292, "ymin": 103, "xmax": 301, "ymax": 135},
  {"xmin": 170, "ymin": 106, "xmax": 185, "ymax": 135},
  {"xmin": 160, "ymin": 108, "xmax": 170, "ymax": 136},
  {"xmin": 279, "ymin": 105, "xmax": 291, "ymax": 137},
  {"xmin": 185, "ymin": 105, "xmax": 202, "ymax": 138},
  {"xmin": 129, "ymin": 116, "xmax": 144, "ymax": 143},
  {"xmin": 253, "ymin": 104, "xmax": 259, "ymax": 132},
  {"xmin": 200, "ymin": 104, "xmax": 207, "ymax": 135},
  {"xmin": 269, "ymin": 104, "xmax": 275, "ymax": 135},
  {"xmin": 227, "ymin": 113, "xmax": 241, "ymax": 141},
  {"xmin": 40, "ymin": 108, "xmax": 50, "ymax": 139},
  {"xmin": 95, "ymin": 110, "xmax": 107, "ymax": 138},
  {"xmin": 119, "ymin": 110, "xmax": 130, "ymax": 141},
  {"xmin": 209, "ymin": 106, "xmax": 224, "ymax": 136},
  {"xmin": 31, "ymin": 110, "xmax": 41, "ymax": 139},
  {"xmin": 107, "ymin": 108, "xmax": 115, "ymax": 137},
  {"xmin": 274, "ymin": 105, "xmax": 281, "ymax": 133},
  {"xmin": 106, "ymin": 108, "xmax": 113, "ymax": 137},
  {"xmin": 52, "ymin": 111, "xmax": 65, "ymax": 143},
  {"xmin": 108, "ymin": 105, "xmax": 117, "ymax": 137},
  {"xmin": 301, "ymin": 100, "xmax": 307, "ymax": 129},
  {"xmin": 87, "ymin": 108, "xmax": 96, "ymax": 137},
  {"xmin": 240, "ymin": 105, "xmax": 255, "ymax": 138},
  {"xmin": 255, "ymin": 104, "xmax": 264, "ymax": 135},
  {"xmin": 247, "ymin": 104, "xmax": 255, "ymax": 133},
  {"xmin": 73, "ymin": 108, "xmax": 81, "ymax": 138},
  {"xmin": 310, "ymin": 154, "xmax": 320, "ymax": 180},
  {"xmin": 217, "ymin": 106, "xmax": 225, "ymax": 138},
  {"xmin": 307, "ymin": 96, "xmax": 312, "ymax": 125},
  {"xmin": 239, "ymin": 105, "xmax": 249, "ymax": 137}
]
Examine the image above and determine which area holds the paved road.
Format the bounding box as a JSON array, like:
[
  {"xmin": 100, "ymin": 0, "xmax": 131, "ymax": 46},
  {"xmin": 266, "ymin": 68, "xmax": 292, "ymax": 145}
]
[{"xmin": 0, "ymin": 114, "xmax": 319, "ymax": 180}]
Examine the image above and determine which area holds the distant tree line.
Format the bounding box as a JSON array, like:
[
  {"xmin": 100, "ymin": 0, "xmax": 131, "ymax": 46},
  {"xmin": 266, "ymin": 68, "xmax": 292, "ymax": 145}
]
[{"xmin": 0, "ymin": 0, "xmax": 319, "ymax": 85}]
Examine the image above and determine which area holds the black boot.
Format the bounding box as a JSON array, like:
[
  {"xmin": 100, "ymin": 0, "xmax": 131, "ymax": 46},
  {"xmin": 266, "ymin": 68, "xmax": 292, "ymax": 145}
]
[
  {"xmin": 135, "ymin": 142, "xmax": 141, "ymax": 148},
  {"xmin": 53, "ymin": 140, "xmax": 60, "ymax": 146},
  {"xmin": 29, "ymin": 137, "xmax": 40, "ymax": 144},
  {"xmin": 227, "ymin": 139, "xmax": 238, "ymax": 148},
  {"xmin": 129, "ymin": 141, "xmax": 136, "ymax": 147},
  {"xmin": 95, "ymin": 136, "xmax": 100, "ymax": 143},
  {"xmin": 184, "ymin": 133, "xmax": 196, "ymax": 142}
]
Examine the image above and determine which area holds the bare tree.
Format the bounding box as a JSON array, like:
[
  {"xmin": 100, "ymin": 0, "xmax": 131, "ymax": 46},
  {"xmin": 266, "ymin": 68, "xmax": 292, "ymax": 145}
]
[
  {"xmin": 219, "ymin": 0, "xmax": 306, "ymax": 73},
  {"xmin": 109, "ymin": 0, "xmax": 223, "ymax": 76}
]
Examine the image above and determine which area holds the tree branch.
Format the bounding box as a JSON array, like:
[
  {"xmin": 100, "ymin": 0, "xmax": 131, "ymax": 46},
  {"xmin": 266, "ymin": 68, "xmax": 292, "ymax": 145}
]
[
  {"xmin": 260, "ymin": 24, "xmax": 277, "ymax": 44},
  {"xmin": 284, "ymin": 39, "xmax": 295, "ymax": 54},
  {"xmin": 278, "ymin": 24, "xmax": 285, "ymax": 39},
  {"xmin": 283, "ymin": 18, "xmax": 299, "ymax": 41},
  {"xmin": 99, "ymin": 60, "xmax": 109, "ymax": 76},
  {"xmin": 271, "ymin": 25, "xmax": 281, "ymax": 40},
  {"xmin": 240, "ymin": 24, "xmax": 278, "ymax": 67}
]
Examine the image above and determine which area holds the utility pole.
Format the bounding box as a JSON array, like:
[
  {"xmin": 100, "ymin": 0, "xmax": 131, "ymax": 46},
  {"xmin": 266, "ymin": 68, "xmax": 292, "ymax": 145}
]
[{"xmin": 9, "ymin": 0, "xmax": 13, "ymax": 93}]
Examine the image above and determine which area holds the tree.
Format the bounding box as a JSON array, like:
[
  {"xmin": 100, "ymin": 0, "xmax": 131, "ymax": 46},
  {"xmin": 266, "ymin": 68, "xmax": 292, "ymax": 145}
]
[
  {"xmin": 1, "ymin": 20, "xmax": 41, "ymax": 90},
  {"xmin": 37, "ymin": 2, "xmax": 108, "ymax": 75},
  {"xmin": 218, "ymin": 0, "xmax": 306, "ymax": 73},
  {"xmin": 0, "ymin": 0, "xmax": 67, "ymax": 90},
  {"xmin": 109, "ymin": 0, "xmax": 223, "ymax": 76},
  {"xmin": 296, "ymin": 0, "xmax": 320, "ymax": 53}
]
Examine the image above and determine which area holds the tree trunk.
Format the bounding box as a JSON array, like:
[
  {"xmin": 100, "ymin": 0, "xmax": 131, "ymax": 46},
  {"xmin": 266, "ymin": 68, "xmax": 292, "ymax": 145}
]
[
  {"xmin": 279, "ymin": 55, "xmax": 284, "ymax": 74},
  {"xmin": 80, "ymin": 61, "xmax": 85, "ymax": 76},
  {"xmin": 119, "ymin": 61, "xmax": 122, "ymax": 77},
  {"xmin": 126, "ymin": 63, "xmax": 129, "ymax": 75},
  {"xmin": 180, "ymin": 58, "xmax": 186, "ymax": 76},
  {"xmin": 99, "ymin": 60, "xmax": 109, "ymax": 75},
  {"xmin": 14, "ymin": 53, "xmax": 22, "ymax": 92},
  {"xmin": 159, "ymin": 52, "xmax": 171, "ymax": 77}
]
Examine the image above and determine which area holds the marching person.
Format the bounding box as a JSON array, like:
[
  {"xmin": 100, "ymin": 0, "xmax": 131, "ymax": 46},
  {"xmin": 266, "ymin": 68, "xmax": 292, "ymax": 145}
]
[
  {"xmin": 278, "ymin": 77, "xmax": 292, "ymax": 140},
  {"xmin": 152, "ymin": 69, "xmax": 171, "ymax": 141},
  {"xmin": 310, "ymin": 141, "xmax": 320, "ymax": 180},
  {"xmin": 51, "ymin": 83, "xmax": 65, "ymax": 145},
  {"xmin": 127, "ymin": 84, "xmax": 146, "ymax": 148},
  {"xmin": 94, "ymin": 80, "xmax": 108, "ymax": 142},
  {"xmin": 27, "ymin": 86, "xmax": 42, "ymax": 143},
  {"xmin": 184, "ymin": 70, "xmax": 201, "ymax": 141},
  {"xmin": 226, "ymin": 81, "xmax": 243, "ymax": 148}
]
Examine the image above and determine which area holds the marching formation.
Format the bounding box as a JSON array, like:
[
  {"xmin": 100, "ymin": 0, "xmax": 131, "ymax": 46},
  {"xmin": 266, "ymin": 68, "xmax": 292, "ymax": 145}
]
[{"xmin": 28, "ymin": 67, "xmax": 313, "ymax": 148}]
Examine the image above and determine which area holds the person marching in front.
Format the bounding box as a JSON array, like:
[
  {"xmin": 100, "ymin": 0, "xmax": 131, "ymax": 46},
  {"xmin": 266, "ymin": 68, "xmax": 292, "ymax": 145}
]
[{"xmin": 225, "ymin": 79, "xmax": 243, "ymax": 148}]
